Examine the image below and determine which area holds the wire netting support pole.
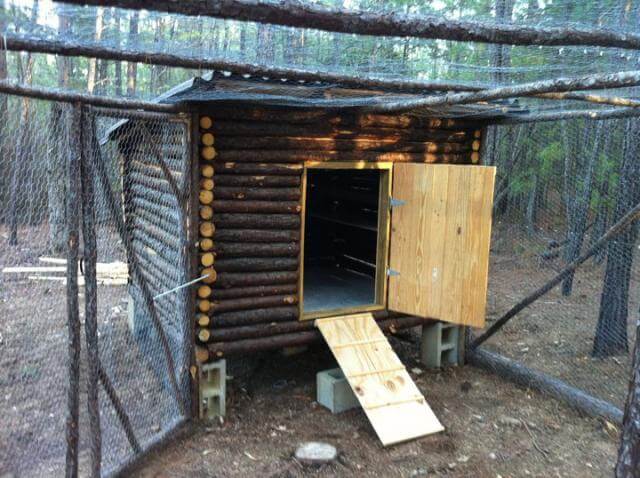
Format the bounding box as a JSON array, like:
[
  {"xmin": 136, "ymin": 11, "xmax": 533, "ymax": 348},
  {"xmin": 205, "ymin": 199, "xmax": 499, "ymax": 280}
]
[
  {"xmin": 80, "ymin": 107, "xmax": 102, "ymax": 477},
  {"xmin": 65, "ymin": 102, "xmax": 82, "ymax": 478}
]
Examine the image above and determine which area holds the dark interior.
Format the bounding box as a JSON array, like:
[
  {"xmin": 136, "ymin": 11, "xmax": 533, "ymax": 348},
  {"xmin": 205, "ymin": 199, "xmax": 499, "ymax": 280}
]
[{"xmin": 303, "ymin": 169, "xmax": 381, "ymax": 314}]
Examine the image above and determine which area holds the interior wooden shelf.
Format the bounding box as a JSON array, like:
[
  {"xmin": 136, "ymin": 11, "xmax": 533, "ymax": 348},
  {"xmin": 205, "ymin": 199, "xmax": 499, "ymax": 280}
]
[{"xmin": 308, "ymin": 212, "xmax": 378, "ymax": 232}]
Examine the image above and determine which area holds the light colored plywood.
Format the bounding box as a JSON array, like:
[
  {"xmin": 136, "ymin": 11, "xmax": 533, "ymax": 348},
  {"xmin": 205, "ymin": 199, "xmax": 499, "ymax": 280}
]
[
  {"xmin": 388, "ymin": 164, "xmax": 496, "ymax": 328},
  {"xmin": 316, "ymin": 313, "xmax": 443, "ymax": 446}
]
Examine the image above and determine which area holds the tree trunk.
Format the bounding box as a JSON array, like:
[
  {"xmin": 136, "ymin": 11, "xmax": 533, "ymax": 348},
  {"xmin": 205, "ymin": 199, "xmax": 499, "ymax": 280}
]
[
  {"xmin": 87, "ymin": 7, "xmax": 105, "ymax": 94},
  {"xmin": 113, "ymin": 7, "xmax": 123, "ymax": 96},
  {"xmin": 126, "ymin": 11, "xmax": 139, "ymax": 97},
  {"xmin": 47, "ymin": 5, "xmax": 72, "ymax": 253},
  {"xmin": 615, "ymin": 310, "xmax": 640, "ymax": 476},
  {"xmin": 8, "ymin": 0, "xmax": 38, "ymax": 244},
  {"xmin": 593, "ymin": 119, "xmax": 640, "ymax": 358},
  {"xmin": 562, "ymin": 121, "xmax": 602, "ymax": 295}
]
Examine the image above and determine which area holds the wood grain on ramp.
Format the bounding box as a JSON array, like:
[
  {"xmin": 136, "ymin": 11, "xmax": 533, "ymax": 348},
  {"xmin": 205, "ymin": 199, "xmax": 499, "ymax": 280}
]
[{"xmin": 315, "ymin": 313, "xmax": 444, "ymax": 446}]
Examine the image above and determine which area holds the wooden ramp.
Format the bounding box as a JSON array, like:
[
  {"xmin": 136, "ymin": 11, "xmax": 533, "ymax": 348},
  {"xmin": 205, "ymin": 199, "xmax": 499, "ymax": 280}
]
[{"xmin": 316, "ymin": 313, "xmax": 444, "ymax": 446}]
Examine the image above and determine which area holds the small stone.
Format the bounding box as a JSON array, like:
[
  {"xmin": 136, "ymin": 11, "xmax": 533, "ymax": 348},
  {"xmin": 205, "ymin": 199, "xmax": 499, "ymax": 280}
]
[
  {"xmin": 498, "ymin": 415, "xmax": 521, "ymax": 427},
  {"xmin": 294, "ymin": 442, "xmax": 337, "ymax": 465},
  {"xmin": 411, "ymin": 367, "xmax": 423, "ymax": 375},
  {"xmin": 488, "ymin": 452, "xmax": 497, "ymax": 460}
]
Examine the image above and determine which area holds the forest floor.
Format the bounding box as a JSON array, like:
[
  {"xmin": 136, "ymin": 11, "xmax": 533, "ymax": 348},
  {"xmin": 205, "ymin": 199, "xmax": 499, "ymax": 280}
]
[
  {"xmin": 133, "ymin": 339, "xmax": 619, "ymax": 478},
  {"xmin": 1, "ymin": 222, "xmax": 637, "ymax": 477}
]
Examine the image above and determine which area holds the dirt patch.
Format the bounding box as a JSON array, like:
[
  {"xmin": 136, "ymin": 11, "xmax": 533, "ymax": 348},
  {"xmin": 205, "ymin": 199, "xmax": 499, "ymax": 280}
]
[{"xmin": 133, "ymin": 340, "xmax": 619, "ymax": 478}]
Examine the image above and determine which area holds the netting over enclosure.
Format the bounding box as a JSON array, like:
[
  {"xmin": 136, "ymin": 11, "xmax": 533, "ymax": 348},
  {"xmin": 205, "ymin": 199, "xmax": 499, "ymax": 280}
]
[
  {"xmin": 1, "ymin": 0, "xmax": 640, "ymax": 476},
  {"xmin": 2, "ymin": 0, "xmax": 640, "ymax": 113},
  {"xmin": 0, "ymin": 105, "xmax": 193, "ymax": 476}
]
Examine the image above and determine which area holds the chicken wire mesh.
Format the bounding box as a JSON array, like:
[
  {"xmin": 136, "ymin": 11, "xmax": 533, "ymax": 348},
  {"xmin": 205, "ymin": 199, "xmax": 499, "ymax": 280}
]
[
  {"xmin": 477, "ymin": 118, "xmax": 639, "ymax": 410},
  {"xmin": 0, "ymin": 100, "xmax": 193, "ymax": 476}
]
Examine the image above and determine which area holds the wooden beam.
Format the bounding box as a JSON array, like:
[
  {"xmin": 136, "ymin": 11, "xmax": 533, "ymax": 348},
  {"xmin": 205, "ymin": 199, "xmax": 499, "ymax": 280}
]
[
  {"xmin": 0, "ymin": 79, "xmax": 179, "ymax": 112},
  {"xmin": 494, "ymin": 107, "xmax": 640, "ymax": 124},
  {"xmin": 60, "ymin": 0, "xmax": 640, "ymax": 50},
  {"xmin": 2, "ymin": 34, "xmax": 484, "ymax": 93},
  {"xmin": 468, "ymin": 348, "xmax": 623, "ymax": 424}
]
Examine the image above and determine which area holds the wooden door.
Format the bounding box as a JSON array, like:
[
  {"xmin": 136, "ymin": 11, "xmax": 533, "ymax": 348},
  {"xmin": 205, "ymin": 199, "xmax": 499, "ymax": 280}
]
[{"xmin": 387, "ymin": 164, "xmax": 496, "ymax": 328}]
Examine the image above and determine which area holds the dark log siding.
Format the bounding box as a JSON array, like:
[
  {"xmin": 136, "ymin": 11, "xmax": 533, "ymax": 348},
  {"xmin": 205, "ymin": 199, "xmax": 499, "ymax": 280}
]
[{"xmin": 192, "ymin": 107, "xmax": 484, "ymax": 359}]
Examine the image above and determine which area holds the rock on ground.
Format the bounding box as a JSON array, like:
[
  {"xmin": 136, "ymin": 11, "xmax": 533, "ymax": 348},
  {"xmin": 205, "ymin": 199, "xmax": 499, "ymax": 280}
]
[{"xmin": 294, "ymin": 442, "xmax": 337, "ymax": 465}]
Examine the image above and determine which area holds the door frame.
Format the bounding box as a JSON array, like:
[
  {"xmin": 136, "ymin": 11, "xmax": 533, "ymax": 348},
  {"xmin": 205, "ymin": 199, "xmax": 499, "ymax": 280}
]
[{"xmin": 299, "ymin": 161, "xmax": 393, "ymax": 321}]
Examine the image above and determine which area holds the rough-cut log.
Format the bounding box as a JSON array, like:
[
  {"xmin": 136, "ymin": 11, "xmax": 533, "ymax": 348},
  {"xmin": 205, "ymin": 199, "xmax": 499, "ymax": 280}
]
[
  {"xmin": 212, "ymin": 120, "xmax": 472, "ymax": 142},
  {"xmin": 215, "ymin": 271, "xmax": 298, "ymax": 288},
  {"xmin": 213, "ymin": 174, "xmax": 301, "ymax": 187},
  {"xmin": 377, "ymin": 71, "xmax": 640, "ymax": 113},
  {"xmin": 207, "ymin": 313, "xmax": 422, "ymax": 342},
  {"xmin": 212, "ymin": 200, "xmax": 301, "ymax": 214},
  {"xmin": 199, "ymin": 238, "xmax": 214, "ymax": 251},
  {"xmin": 214, "ymin": 305, "xmax": 300, "ymax": 327},
  {"xmin": 209, "ymin": 294, "xmax": 298, "ymax": 313},
  {"xmin": 213, "ymin": 162, "xmax": 303, "ymax": 175},
  {"xmin": 213, "ymin": 241, "xmax": 299, "ymax": 258},
  {"xmin": 216, "ymin": 149, "xmax": 468, "ymax": 164},
  {"xmin": 214, "ymin": 228, "xmax": 301, "ymax": 243},
  {"xmin": 3, "ymin": 34, "xmax": 484, "ymax": 99},
  {"xmin": 207, "ymin": 315, "xmax": 430, "ymax": 355},
  {"xmin": 215, "ymin": 136, "xmax": 471, "ymax": 153},
  {"xmin": 214, "ymin": 257, "xmax": 299, "ymax": 272},
  {"xmin": 62, "ymin": 0, "xmax": 640, "ymax": 50},
  {"xmin": 213, "ymin": 213, "xmax": 300, "ymax": 230},
  {"xmin": 616, "ymin": 322, "xmax": 640, "ymax": 476},
  {"xmin": 0, "ymin": 79, "xmax": 179, "ymax": 112},
  {"xmin": 468, "ymin": 348, "xmax": 623, "ymax": 424},
  {"xmin": 495, "ymin": 107, "xmax": 640, "ymax": 124},
  {"xmin": 210, "ymin": 283, "xmax": 297, "ymax": 300},
  {"xmin": 214, "ymin": 186, "xmax": 300, "ymax": 201}
]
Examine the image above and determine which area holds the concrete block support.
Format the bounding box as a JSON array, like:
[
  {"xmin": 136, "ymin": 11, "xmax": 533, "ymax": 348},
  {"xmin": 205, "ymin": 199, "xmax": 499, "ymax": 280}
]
[
  {"xmin": 420, "ymin": 322, "xmax": 461, "ymax": 369},
  {"xmin": 199, "ymin": 359, "xmax": 226, "ymax": 419},
  {"xmin": 317, "ymin": 368, "xmax": 359, "ymax": 414}
]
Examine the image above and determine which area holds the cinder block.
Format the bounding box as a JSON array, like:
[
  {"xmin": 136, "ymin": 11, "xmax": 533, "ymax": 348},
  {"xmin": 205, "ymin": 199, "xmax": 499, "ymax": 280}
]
[
  {"xmin": 199, "ymin": 360, "xmax": 226, "ymax": 419},
  {"xmin": 420, "ymin": 322, "xmax": 461, "ymax": 369},
  {"xmin": 317, "ymin": 368, "xmax": 360, "ymax": 414}
]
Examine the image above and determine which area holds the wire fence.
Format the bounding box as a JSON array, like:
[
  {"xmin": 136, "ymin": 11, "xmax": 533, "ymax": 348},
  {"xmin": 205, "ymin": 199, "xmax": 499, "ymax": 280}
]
[
  {"xmin": 0, "ymin": 92, "xmax": 639, "ymax": 475},
  {"xmin": 0, "ymin": 99, "xmax": 193, "ymax": 476},
  {"xmin": 474, "ymin": 119, "xmax": 639, "ymax": 414}
]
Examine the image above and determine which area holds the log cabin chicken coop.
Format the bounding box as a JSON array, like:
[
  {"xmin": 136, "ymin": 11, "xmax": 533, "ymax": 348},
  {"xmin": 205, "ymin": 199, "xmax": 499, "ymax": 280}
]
[{"xmin": 111, "ymin": 73, "xmax": 500, "ymax": 445}]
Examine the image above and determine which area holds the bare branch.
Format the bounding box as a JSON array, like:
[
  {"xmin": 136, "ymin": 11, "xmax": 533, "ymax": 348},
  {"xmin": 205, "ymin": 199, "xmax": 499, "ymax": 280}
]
[{"xmin": 58, "ymin": 0, "xmax": 640, "ymax": 50}]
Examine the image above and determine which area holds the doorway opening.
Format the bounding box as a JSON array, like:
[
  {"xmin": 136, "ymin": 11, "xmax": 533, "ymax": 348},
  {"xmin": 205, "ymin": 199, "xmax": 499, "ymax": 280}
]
[{"xmin": 300, "ymin": 163, "xmax": 391, "ymax": 319}]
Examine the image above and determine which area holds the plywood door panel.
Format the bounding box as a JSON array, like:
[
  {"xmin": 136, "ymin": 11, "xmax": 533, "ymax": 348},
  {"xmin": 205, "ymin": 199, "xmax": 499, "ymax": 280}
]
[
  {"xmin": 316, "ymin": 313, "xmax": 443, "ymax": 446},
  {"xmin": 388, "ymin": 164, "xmax": 495, "ymax": 328}
]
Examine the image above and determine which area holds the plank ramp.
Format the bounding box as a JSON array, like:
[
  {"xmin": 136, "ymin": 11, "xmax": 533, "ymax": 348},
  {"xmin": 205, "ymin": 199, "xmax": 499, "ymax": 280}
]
[{"xmin": 316, "ymin": 313, "xmax": 444, "ymax": 446}]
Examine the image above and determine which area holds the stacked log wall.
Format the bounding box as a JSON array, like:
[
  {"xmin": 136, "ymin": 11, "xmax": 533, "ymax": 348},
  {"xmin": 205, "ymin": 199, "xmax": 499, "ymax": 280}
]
[
  {"xmin": 121, "ymin": 120, "xmax": 190, "ymax": 357},
  {"xmin": 193, "ymin": 106, "xmax": 484, "ymax": 361}
]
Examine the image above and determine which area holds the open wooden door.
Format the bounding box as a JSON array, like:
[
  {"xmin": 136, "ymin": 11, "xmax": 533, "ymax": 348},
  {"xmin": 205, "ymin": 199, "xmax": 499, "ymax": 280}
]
[{"xmin": 388, "ymin": 164, "xmax": 496, "ymax": 328}]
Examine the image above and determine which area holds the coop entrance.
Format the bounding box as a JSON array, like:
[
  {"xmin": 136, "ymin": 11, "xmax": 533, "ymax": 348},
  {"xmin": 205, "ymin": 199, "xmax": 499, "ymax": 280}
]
[{"xmin": 300, "ymin": 163, "xmax": 392, "ymax": 319}]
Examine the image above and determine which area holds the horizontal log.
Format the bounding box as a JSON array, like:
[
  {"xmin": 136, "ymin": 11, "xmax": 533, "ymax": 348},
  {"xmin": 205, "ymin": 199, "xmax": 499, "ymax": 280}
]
[
  {"xmin": 207, "ymin": 315, "xmax": 433, "ymax": 355},
  {"xmin": 213, "ymin": 228, "xmax": 301, "ymax": 243},
  {"xmin": 216, "ymin": 150, "xmax": 468, "ymax": 164},
  {"xmin": 215, "ymin": 271, "xmax": 298, "ymax": 288},
  {"xmin": 210, "ymin": 294, "xmax": 298, "ymax": 314},
  {"xmin": 215, "ymin": 136, "xmax": 471, "ymax": 153},
  {"xmin": 212, "ymin": 200, "xmax": 301, "ymax": 214},
  {"xmin": 214, "ymin": 174, "xmax": 301, "ymax": 187},
  {"xmin": 129, "ymin": 215, "xmax": 182, "ymax": 250},
  {"xmin": 213, "ymin": 162, "xmax": 303, "ymax": 175},
  {"xmin": 214, "ymin": 305, "xmax": 300, "ymax": 327},
  {"xmin": 213, "ymin": 257, "xmax": 299, "ymax": 272},
  {"xmin": 468, "ymin": 348, "xmax": 623, "ymax": 424},
  {"xmin": 210, "ymin": 283, "xmax": 298, "ymax": 300},
  {"xmin": 207, "ymin": 313, "xmax": 422, "ymax": 342},
  {"xmin": 213, "ymin": 213, "xmax": 300, "ymax": 230},
  {"xmin": 211, "ymin": 120, "xmax": 471, "ymax": 142},
  {"xmin": 214, "ymin": 186, "xmax": 300, "ymax": 201},
  {"xmin": 213, "ymin": 242, "xmax": 299, "ymax": 258},
  {"xmin": 203, "ymin": 108, "xmax": 479, "ymax": 130}
]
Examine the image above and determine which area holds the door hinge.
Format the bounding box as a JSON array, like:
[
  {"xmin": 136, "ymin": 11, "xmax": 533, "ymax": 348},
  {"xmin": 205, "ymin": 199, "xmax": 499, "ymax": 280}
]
[
  {"xmin": 387, "ymin": 268, "xmax": 400, "ymax": 277},
  {"xmin": 390, "ymin": 197, "xmax": 406, "ymax": 208}
]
